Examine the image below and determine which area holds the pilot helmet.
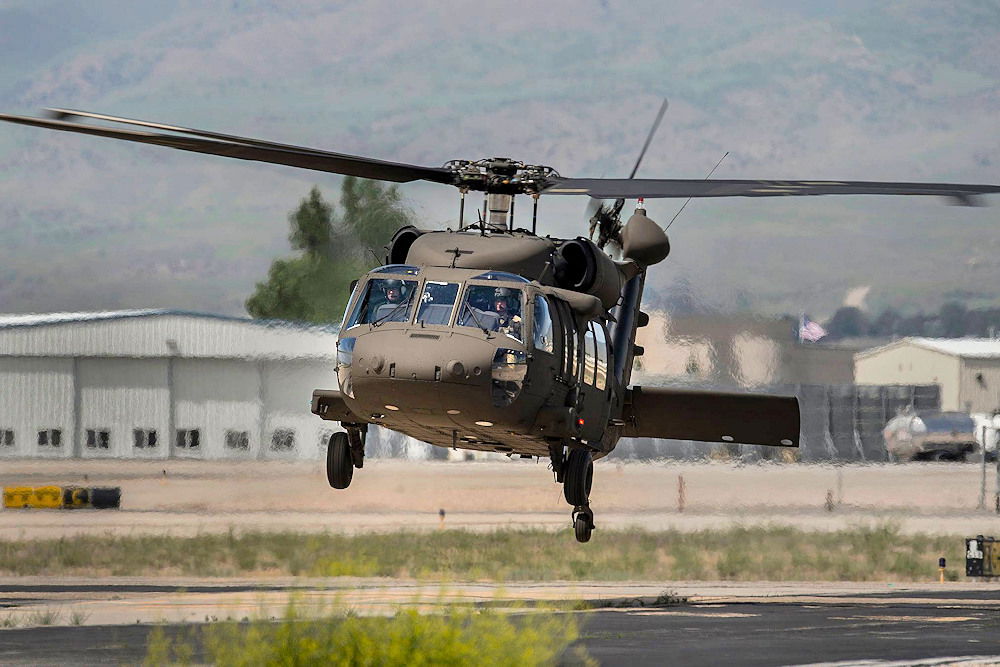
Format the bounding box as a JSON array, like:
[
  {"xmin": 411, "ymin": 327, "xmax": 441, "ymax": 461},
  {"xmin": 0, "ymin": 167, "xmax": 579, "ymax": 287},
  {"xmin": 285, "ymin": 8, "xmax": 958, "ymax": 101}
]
[
  {"xmin": 382, "ymin": 279, "xmax": 404, "ymax": 297},
  {"xmin": 494, "ymin": 287, "xmax": 515, "ymax": 308}
]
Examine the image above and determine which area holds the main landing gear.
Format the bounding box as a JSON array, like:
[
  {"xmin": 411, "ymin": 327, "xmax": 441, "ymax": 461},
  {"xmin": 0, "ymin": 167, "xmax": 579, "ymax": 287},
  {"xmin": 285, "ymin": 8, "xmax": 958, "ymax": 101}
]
[
  {"xmin": 327, "ymin": 426, "xmax": 366, "ymax": 489},
  {"xmin": 550, "ymin": 444, "xmax": 596, "ymax": 543}
]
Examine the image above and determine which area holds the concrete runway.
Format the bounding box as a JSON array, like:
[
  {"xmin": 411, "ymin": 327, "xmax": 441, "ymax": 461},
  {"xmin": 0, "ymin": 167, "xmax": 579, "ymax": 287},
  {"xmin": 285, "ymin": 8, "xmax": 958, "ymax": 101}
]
[{"xmin": 2, "ymin": 579, "xmax": 999, "ymax": 665}]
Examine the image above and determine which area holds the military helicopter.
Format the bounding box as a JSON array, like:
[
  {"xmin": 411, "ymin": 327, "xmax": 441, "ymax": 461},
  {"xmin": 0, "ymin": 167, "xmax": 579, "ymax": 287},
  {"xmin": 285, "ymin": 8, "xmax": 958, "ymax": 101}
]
[{"xmin": 3, "ymin": 106, "xmax": 999, "ymax": 542}]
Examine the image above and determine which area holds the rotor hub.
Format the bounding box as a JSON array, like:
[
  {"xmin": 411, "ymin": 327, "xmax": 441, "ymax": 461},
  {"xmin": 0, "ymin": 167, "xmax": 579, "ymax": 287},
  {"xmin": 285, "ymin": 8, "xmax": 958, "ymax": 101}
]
[{"xmin": 443, "ymin": 158, "xmax": 560, "ymax": 195}]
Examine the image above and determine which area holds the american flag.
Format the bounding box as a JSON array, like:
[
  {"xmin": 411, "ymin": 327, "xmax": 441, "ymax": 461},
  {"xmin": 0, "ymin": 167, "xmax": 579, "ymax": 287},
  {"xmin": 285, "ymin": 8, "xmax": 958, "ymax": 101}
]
[{"xmin": 799, "ymin": 315, "xmax": 827, "ymax": 342}]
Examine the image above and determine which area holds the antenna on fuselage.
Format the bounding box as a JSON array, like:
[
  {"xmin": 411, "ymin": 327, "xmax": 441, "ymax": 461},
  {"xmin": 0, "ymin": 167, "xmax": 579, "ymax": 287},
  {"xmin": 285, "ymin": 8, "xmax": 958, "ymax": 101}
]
[{"xmin": 531, "ymin": 194, "xmax": 539, "ymax": 235}]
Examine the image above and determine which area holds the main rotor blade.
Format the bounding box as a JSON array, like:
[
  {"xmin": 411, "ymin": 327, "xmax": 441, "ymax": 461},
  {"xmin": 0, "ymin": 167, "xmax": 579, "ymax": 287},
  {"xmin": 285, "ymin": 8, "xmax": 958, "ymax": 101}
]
[
  {"xmin": 543, "ymin": 177, "xmax": 1000, "ymax": 204},
  {"xmin": 627, "ymin": 98, "xmax": 669, "ymax": 179},
  {"xmin": 45, "ymin": 107, "xmax": 347, "ymax": 155},
  {"xmin": 0, "ymin": 112, "xmax": 455, "ymax": 184}
]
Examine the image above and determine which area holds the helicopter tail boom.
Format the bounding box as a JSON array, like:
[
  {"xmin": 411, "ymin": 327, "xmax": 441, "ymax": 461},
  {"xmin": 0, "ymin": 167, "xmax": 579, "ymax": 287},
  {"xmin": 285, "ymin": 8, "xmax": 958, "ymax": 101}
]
[{"xmin": 622, "ymin": 386, "xmax": 799, "ymax": 448}]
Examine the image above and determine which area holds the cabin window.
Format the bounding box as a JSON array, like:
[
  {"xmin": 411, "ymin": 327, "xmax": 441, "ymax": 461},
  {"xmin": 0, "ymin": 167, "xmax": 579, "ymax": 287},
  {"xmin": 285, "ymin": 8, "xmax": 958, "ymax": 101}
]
[
  {"xmin": 346, "ymin": 278, "xmax": 419, "ymax": 327},
  {"xmin": 1, "ymin": 429, "xmax": 13, "ymax": 447},
  {"xmin": 594, "ymin": 321, "xmax": 609, "ymax": 390},
  {"xmin": 133, "ymin": 429, "xmax": 157, "ymax": 449},
  {"xmin": 457, "ymin": 285, "xmax": 523, "ymax": 342},
  {"xmin": 416, "ymin": 281, "xmax": 460, "ymax": 325},
  {"xmin": 532, "ymin": 295, "xmax": 554, "ymax": 353},
  {"xmin": 583, "ymin": 325, "xmax": 597, "ymax": 385},
  {"xmin": 85, "ymin": 429, "xmax": 111, "ymax": 449}
]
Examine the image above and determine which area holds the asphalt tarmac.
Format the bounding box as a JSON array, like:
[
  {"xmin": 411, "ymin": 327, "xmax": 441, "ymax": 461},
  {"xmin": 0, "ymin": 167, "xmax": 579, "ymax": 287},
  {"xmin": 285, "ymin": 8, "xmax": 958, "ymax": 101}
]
[{"xmin": 2, "ymin": 581, "xmax": 998, "ymax": 665}]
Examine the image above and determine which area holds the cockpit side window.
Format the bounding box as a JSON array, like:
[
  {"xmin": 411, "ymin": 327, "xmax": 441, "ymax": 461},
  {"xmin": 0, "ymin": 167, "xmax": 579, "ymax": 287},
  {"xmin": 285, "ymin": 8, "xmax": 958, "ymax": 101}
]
[
  {"xmin": 555, "ymin": 301, "xmax": 576, "ymax": 380},
  {"xmin": 594, "ymin": 321, "xmax": 609, "ymax": 390},
  {"xmin": 346, "ymin": 277, "xmax": 419, "ymax": 328},
  {"xmin": 457, "ymin": 284, "xmax": 523, "ymax": 342},
  {"xmin": 532, "ymin": 295, "xmax": 554, "ymax": 353},
  {"xmin": 416, "ymin": 281, "xmax": 460, "ymax": 326},
  {"xmin": 583, "ymin": 324, "xmax": 597, "ymax": 385}
]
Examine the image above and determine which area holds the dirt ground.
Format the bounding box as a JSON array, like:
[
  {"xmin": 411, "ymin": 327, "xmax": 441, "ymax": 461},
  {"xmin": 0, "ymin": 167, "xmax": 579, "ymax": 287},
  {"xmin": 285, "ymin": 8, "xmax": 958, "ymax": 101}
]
[{"xmin": 2, "ymin": 458, "xmax": 999, "ymax": 538}]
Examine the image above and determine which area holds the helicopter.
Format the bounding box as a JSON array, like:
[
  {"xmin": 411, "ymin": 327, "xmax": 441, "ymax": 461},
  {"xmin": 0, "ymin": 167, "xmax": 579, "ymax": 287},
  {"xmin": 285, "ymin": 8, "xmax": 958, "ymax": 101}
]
[{"xmin": 2, "ymin": 106, "xmax": 999, "ymax": 542}]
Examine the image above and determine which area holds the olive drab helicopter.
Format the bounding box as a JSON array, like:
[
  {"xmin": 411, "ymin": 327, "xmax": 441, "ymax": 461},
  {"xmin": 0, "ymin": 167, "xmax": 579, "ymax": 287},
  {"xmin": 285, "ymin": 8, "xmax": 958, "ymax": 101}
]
[{"xmin": 3, "ymin": 105, "xmax": 999, "ymax": 543}]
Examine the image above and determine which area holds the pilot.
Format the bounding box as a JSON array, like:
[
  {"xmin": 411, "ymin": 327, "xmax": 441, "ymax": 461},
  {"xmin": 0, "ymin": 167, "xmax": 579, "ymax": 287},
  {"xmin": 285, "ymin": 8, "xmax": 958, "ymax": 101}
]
[
  {"xmin": 383, "ymin": 279, "xmax": 404, "ymax": 304},
  {"xmin": 373, "ymin": 279, "xmax": 409, "ymax": 322},
  {"xmin": 493, "ymin": 287, "xmax": 522, "ymax": 338}
]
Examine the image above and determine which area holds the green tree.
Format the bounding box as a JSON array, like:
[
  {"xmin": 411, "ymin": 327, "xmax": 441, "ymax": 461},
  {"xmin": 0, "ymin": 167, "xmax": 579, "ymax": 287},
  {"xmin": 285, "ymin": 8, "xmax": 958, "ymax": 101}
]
[
  {"xmin": 937, "ymin": 301, "xmax": 968, "ymax": 338},
  {"xmin": 246, "ymin": 179, "xmax": 414, "ymax": 324},
  {"xmin": 824, "ymin": 306, "xmax": 869, "ymax": 339},
  {"xmin": 288, "ymin": 186, "xmax": 337, "ymax": 258},
  {"xmin": 340, "ymin": 176, "xmax": 412, "ymax": 259}
]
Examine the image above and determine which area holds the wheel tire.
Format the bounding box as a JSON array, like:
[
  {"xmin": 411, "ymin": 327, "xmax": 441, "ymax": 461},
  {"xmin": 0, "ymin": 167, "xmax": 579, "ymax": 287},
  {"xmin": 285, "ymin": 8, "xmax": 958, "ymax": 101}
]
[
  {"xmin": 563, "ymin": 449, "xmax": 593, "ymax": 506},
  {"xmin": 327, "ymin": 432, "xmax": 353, "ymax": 489},
  {"xmin": 574, "ymin": 515, "xmax": 592, "ymax": 543}
]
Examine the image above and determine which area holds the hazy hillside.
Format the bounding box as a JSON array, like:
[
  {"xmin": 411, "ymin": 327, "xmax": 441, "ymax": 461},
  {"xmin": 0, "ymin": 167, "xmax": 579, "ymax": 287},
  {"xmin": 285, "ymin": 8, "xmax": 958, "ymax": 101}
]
[{"xmin": 0, "ymin": 0, "xmax": 998, "ymax": 317}]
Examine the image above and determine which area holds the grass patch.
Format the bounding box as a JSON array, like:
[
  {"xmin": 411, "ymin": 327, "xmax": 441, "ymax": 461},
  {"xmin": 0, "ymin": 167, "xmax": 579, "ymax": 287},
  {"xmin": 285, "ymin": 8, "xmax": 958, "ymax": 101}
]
[
  {"xmin": 25, "ymin": 609, "xmax": 61, "ymax": 626},
  {"xmin": 0, "ymin": 524, "xmax": 964, "ymax": 582},
  {"xmin": 145, "ymin": 601, "xmax": 587, "ymax": 666}
]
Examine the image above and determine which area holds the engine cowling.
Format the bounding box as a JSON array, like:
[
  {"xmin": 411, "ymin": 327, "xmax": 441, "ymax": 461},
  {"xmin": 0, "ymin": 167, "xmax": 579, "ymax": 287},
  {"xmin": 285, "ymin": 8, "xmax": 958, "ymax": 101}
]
[
  {"xmin": 552, "ymin": 238, "xmax": 627, "ymax": 310},
  {"xmin": 384, "ymin": 225, "xmax": 424, "ymax": 265}
]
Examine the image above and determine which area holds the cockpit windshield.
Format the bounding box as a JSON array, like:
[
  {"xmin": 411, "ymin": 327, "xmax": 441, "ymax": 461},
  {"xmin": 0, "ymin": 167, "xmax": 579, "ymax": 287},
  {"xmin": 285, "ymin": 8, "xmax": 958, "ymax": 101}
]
[
  {"xmin": 346, "ymin": 277, "xmax": 419, "ymax": 327},
  {"xmin": 416, "ymin": 281, "xmax": 460, "ymax": 325},
  {"xmin": 457, "ymin": 284, "xmax": 524, "ymax": 341}
]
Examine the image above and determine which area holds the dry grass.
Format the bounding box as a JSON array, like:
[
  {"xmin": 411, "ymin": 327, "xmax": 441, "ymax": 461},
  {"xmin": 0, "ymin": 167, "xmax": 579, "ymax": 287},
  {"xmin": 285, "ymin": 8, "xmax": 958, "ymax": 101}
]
[{"xmin": 0, "ymin": 523, "xmax": 963, "ymax": 582}]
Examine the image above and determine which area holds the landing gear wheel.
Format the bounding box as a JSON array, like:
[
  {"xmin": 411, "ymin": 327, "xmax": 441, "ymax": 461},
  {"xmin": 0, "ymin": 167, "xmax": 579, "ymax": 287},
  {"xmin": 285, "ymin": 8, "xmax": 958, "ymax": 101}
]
[
  {"xmin": 563, "ymin": 449, "xmax": 593, "ymax": 506},
  {"xmin": 573, "ymin": 506, "xmax": 594, "ymax": 543},
  {"xmin": 327, "ymin": 432, "xmax": 353, "ymax": 489}
]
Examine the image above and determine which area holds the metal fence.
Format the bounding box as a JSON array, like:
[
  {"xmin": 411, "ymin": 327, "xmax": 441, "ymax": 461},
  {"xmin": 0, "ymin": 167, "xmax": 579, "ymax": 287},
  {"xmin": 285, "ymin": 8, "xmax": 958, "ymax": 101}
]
[{"xmin": 611, "ymin": 384, "xmax": 941, "ymax": 462}]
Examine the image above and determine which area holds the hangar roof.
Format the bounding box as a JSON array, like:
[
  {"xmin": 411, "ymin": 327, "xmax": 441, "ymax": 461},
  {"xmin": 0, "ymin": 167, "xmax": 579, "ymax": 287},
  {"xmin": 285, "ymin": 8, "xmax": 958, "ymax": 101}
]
[
  {"xmin": 856, "ymin": 337, "xmax": 1000, "ymax": 361},
  {"xmin": 0, "ymin": 310, "xmax": 337, "ymax": 360}
]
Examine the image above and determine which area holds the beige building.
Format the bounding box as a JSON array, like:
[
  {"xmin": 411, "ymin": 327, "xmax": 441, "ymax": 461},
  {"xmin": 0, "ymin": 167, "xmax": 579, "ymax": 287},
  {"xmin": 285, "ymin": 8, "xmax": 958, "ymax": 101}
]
[{"xmin": 854, "ymin": 338, "xmax": 1000, "ymax": 412}]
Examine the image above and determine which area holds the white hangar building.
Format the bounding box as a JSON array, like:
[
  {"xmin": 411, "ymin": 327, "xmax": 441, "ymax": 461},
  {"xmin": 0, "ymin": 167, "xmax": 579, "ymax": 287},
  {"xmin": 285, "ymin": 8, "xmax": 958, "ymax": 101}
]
[
  {"xmin": 855, "ymin": 337, "xmax": 1000, "ymax": 413},
  {"xmin": 0, "ymin": 310, "xmax": 342, "ymax": 460}
]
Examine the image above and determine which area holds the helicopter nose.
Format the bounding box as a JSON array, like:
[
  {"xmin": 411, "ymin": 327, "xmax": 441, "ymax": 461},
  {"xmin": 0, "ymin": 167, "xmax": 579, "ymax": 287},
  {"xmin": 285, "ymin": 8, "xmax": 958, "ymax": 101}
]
[{"xmin": 346, "ymin": 330, "xmax": 501, "ymax": 418}]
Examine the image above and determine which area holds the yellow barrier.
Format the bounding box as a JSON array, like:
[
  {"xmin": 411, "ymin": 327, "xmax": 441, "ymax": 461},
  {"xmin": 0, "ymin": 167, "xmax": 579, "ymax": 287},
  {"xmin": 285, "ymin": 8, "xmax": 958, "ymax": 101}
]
[
  {"xmin": 2, "ymin": 486, "xmax": 33, "ymax": 509},
  {"xmin": 2, "ymin": 486, "xmax": 120, "ymax": 509},
  {"xmin": 31, "ymin": 486, "xmax": 63, "ymax": 508}
]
